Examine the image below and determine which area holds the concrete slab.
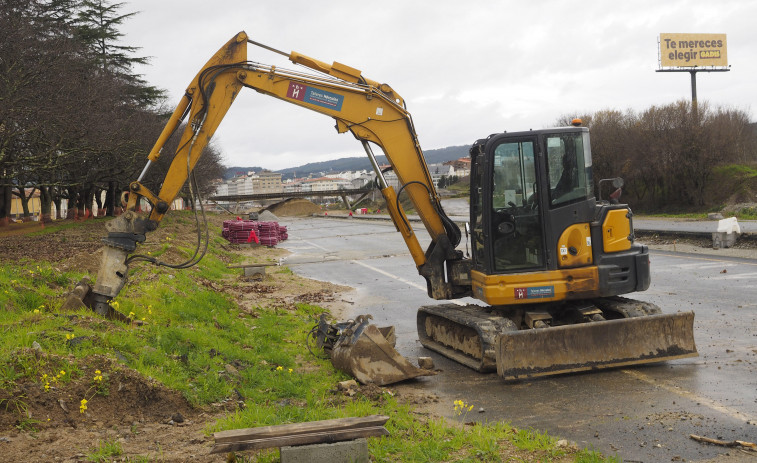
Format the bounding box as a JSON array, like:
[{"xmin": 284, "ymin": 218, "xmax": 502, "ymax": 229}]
[
  {"xmin": 280, "ymin": 438, "xmax": 368, "ymax": 463},
  {"xmin": 243, "ymin": 266, "xmax": 265, "ymax": 278}
]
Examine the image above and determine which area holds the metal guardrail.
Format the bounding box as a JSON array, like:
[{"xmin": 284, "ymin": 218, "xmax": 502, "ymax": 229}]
[{"xmin": 210, "ymin": 187, "xmax": 376, "ymax": 202}]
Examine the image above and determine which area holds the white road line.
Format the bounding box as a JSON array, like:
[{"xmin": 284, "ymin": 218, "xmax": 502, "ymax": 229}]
[
  {"xmin": 622, "ymin": 369, "xmax": 756, "ymax": 424},
  {"xmin": 301, "ymin": 239, "xmax": 330, "ymax": 252},
  {"xmin": 663, "ymin": 262, "xmax": 739, "ymax": 270},
  {"xmin": 716, "ymin": 271, "xmax": 757, "ymax": 280},
  {"xmin": 351, "ymin": 260, "xmax": 428, "ymax": 292},
  {"xmin": 652, "ymin": 252, "xmax": 757, "ymax": 267}
]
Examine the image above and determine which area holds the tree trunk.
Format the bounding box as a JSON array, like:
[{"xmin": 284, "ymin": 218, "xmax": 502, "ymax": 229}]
[
  {"xmin": 53, "ymin": 193, "xmax": 63, "ymax": 220},
  {"xmin": 94, "ymin": 186, "xmax": 104, "ymax": 216},
  {"xmin": 83, "ymin": 184, "xmax": 95, "ymax": 219},
  {"xmin": 13, "ymin": 186, "xmax": 35, "ymax": 221},
  {"xmin": 76, "ymin": 187, "xmax": 87, "ymax": 219},
  {"xmin": 105, "ymin": 181, "xmax": 118, "ymax": 216},
  {"xmin": 66, "ymin": 187, "xmax": 78, "ymax": 219},
  {"xmin": 0, "ymin": 184, "xmax": 11, "ymax": 226},
  {"xmin": 39, "ymin": 186, "xmax": 53, "ymax": 223}
]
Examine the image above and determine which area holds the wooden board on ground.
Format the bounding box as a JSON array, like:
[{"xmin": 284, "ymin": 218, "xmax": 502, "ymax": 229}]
[{"xmin": 211, "ymin": 415, "xmax": 389, "ymax": 454}]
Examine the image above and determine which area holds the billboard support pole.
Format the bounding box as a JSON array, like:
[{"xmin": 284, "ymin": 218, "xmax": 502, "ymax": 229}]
[
  {"xmin": 690, "ymin": 70, "xmax": 698, "ymax": 119},
  {"xmin": 656, "ymin": 68, "xmax": 729, "ymax": 122}
]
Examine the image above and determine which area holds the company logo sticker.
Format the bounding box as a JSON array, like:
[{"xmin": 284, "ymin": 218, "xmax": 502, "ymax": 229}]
[
  {"xmin": 287, "ymin": 82, "xmax": 344, "ymax": 111},
  {"xmin": 514, "ymin": 286, "xmax": 555, "ymax": 299}
]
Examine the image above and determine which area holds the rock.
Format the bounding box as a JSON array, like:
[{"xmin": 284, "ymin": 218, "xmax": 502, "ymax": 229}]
[
  {"xmin": 337, "ymin": 380, "xmax": 358, "ymax": 391},
  {"xmin": 171, "ymin": 412, "xmax": 185, "ymax": 423},
  {"xmin": 708, "ymin": 213, "xmax": 724, "ymax": 220},
  {"xmin": 417, "ymin": 357, "xmax": 434, "ymax": 369},
  {"xmin": 224, "ymin": 364, "xmax": 239, "ymax": 376},
  {"xmin": 32, "ymin": 341, "xmax": 42, "ymax": 351},
  {"xmin": 478, "ymin": 407, "xmax": 485, "ymax": 413}
]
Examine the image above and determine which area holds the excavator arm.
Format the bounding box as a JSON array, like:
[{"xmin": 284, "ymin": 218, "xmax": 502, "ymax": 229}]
[{"xmin": 89, "ymin": 31, "xmax": 469, "ymax": 315}]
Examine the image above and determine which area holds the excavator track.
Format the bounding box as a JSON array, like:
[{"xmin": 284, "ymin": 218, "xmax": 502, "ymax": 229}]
[
  {"xmin": 417, "ymin": 297, "xmax": 697, "ymax": 379},
  {"xmin": 417, "ymin": 304, "xmax": 518, "ymax": 372}
]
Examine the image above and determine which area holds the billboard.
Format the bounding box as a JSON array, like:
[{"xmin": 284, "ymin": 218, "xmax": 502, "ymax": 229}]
[{"xmin": 659, "ymin": 33, "xmax": 728, "ymax": 67}]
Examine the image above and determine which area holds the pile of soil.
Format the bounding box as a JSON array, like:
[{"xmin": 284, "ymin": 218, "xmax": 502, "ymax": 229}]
[{"xmin": 263, "ymin": 198, "xmax": 321, "ymax": 217}]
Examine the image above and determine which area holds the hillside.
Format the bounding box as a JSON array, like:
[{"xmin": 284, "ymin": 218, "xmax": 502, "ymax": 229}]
[{"xmin": 223, "ymin": 145, "xmax": 470, "ymax": 180}]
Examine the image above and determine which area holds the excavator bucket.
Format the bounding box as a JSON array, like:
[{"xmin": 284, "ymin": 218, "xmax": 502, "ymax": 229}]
[
  {"xmin": 328, "ymin": 315, "xmax": 434, "ymax": 386},
  {"xmin": 497, "ymin": 311, "xmax": 697, "ymax": 380}
]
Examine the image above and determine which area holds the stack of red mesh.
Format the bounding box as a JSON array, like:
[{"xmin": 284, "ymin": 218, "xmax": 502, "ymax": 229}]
[
  {"xmin": 256, "ymin": 221, "xmax": 279, "ymax": 246},
  {"xmin": 222, "ymin": 219, "xmax": 288, "ymax": 246}
]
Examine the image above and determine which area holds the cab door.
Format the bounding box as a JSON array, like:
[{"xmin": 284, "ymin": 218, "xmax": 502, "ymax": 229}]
[{"xmin": 489, "ymin": 136, "xmax": 545, "ymax": 273}]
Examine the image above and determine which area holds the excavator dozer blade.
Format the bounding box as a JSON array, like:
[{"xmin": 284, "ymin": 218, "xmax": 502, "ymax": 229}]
[
  {"xmin": 331, "ymin": 319, "xmax": 434, "ymax": 386},
  {"xmin": 497, "ymin": 311, "xmax": 697, "ymax": 380}
]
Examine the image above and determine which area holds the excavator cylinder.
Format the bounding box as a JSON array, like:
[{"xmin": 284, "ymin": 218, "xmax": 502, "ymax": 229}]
[{"xmin": 496, "ymin": 311, "xmax": 697, "ymax": 380}]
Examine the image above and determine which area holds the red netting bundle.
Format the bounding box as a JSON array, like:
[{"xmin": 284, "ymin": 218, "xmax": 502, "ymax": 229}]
[{"xmin": 221, "ymin": 219, "xmax": 288, "ymax": 246}]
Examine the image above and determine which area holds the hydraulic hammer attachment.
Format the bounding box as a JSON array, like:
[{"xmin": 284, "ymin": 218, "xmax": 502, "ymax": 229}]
[{"xmin": 497, "ymin": 311, "xmax": 697, "ymax": 380}]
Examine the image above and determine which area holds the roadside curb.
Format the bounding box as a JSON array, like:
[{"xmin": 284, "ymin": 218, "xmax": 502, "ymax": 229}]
[{"xmin": 312, "ymin": 213, "xmax": 757, "ymax": 244}]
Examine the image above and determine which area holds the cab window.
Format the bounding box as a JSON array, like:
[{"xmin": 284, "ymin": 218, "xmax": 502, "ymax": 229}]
[{"xmin": 545, "ymin": 133, "xmax": 592, "ymax": 207}]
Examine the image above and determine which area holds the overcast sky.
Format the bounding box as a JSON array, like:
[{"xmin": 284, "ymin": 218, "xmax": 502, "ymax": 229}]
[{"xmin": 120, "ymin": 0, "xmax": 756, "ymax": 171}]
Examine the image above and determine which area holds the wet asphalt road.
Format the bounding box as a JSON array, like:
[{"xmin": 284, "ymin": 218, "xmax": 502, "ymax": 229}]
[{"xmin": 280, "ymin": 217, "xmax": 757, "ymax": 462}]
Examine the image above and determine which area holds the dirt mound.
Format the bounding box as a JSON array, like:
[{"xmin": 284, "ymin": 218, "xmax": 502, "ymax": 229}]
[
  {"xmin": 0, "ymin": 353, "xmax": 195, "ymax": 432},
  {"xmin": 0, "ymin": 352, "xmax": 212, "ymax": 462},
  {"xmin": 264, "ymin": 198, "xmax": 320, "ymax": 217}
]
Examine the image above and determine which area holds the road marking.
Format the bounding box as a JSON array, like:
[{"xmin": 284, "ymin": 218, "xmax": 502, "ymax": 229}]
[
  {"xmin": 652, "ymin": 251, "xmax": 757, "ymax": 267},
  {"xmin": 622, "ymin": 369, "xmax": 756, "ymax": 424},
  {"xmin": 351, "ymin": 260, "xmax": 428, "ymax": 291},
  {"xmin": 663, "ymin": 262, "xmax": 739, "ymax": 270},
  {"xmin": 716, "ymin": 271, "xmax": 757, "ymax": 280},
  {"xmin": 301, "ymin": 239, "xmax": 330, "ymax": 251}
]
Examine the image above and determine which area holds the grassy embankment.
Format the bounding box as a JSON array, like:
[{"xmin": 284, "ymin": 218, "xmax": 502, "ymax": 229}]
[{"xmin": 0, "ymin": 213, "xmax": 618, "ymax": 462}]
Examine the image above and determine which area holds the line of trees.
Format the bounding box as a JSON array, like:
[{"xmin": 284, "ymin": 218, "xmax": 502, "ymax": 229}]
[
  {"xmin": 0, "ymin": 0, "xmax": 223, "ymax": 224},
  {"xmin": 562, "ymin": 101, "xmax": 757, "ymax": 211}
]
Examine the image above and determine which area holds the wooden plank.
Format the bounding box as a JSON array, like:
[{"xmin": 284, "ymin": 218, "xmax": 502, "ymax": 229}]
[
  {"xmin": 214, "ymin": 415, "xmax": 389, "ymax": 444},
  {"xmin": 227, "ymin": 262, "xmax": 279, "ymax": 269},
  {"xmin": 211, "ymin": 426, "xmax": 389, "ymax": 453}
]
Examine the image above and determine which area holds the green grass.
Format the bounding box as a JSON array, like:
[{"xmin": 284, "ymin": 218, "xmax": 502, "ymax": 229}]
[
  {"xmin": 713, "ymin": 164, "xmax": 757, "ymax": 178},
  {"xmin": 87, "ymin": 438, "xmax": 123, "ymax": 462},
  {"xmin": 0, "ymin": 212, "xmax": 620, "ymax": 462}
]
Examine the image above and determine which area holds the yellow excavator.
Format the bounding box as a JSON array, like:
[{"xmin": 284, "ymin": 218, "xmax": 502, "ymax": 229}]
[{"xmin": 80, "ymin": 31, "xmax": 697, "ymax": 380}]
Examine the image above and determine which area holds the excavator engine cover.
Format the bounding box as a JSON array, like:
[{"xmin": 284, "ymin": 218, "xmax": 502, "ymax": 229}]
[
  {"xmin": 497, "ymin": 311, "xmax": 697, "ymax": 379},
  {"xmin": 327, "ymin": 315, "xmax": 434, "ymax": 386}
]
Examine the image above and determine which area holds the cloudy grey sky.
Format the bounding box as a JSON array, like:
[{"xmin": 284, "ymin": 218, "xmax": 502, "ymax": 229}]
[{"xmin": 120, "ymin": 0, "xmax": 756, "ymax": 170}]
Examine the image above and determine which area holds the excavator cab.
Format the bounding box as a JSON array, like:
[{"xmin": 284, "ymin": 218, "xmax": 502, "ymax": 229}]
[
  {"xmin": 418, "ymin": 126, "xmax": 697, "ymax": 378},
  {"xmin": 470, "ymin": 127, "xmax": 593, "ymax": 277},
  {"xmin": 468, "ymin": 126, "xmax": 650, "ymax": 305}
]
